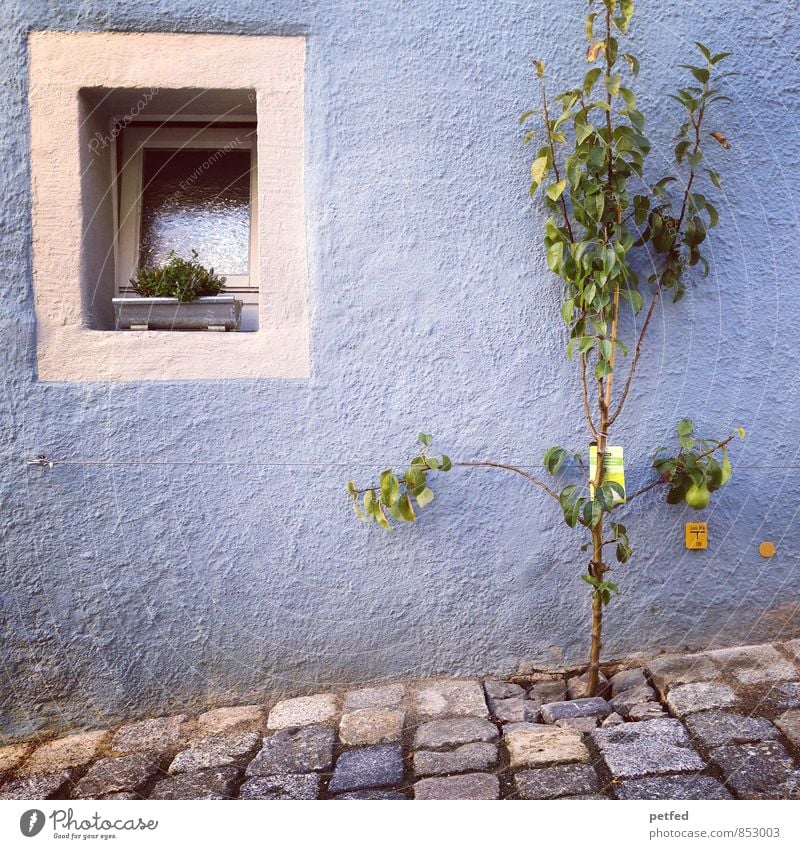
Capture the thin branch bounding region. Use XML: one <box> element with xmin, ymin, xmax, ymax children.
<box><xmin>455</xmin><ymin>461</ymin><xmax>560</xmax><ymax>500</ymax></box>
<box><xmin>539</xmin><ymin>79</ymin><xmax>575</xmax><ymax>243</ymax></box>
<box><xmin>695</xmin><ymin>433</ymin><xmax>736</xmax><ymax>462</ymax></box>
<box><xmin>626</xmin><ymin>477</ymin><xmax>668</xmax><ymax>502</ymax></box>
<box><xmin>580</xmin><ymin>353</ymin><xmax>599</xmax><ymax>438</ymax></box>
<box><xmin>607</xmin><ymin>284</ymin><xmax>661</xmax><ymax>426</ymax></box>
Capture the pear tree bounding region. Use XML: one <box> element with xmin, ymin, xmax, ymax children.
<box><xmin>347</xmin><ymin>0</ymin><xmax>741</xmax><ymax>695</ymax></box>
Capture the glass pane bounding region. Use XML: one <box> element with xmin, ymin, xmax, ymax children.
<box><xmin>138</xmin><ymin>148</ymin><xmax>251</xmax><ymax>276</ymax></box>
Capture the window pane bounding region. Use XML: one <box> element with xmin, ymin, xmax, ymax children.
<box><xmin>138</xmin><ymin>148</ymin><xmax>251</xmax><ymax>276</ymax></box>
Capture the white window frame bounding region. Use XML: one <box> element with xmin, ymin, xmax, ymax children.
<box><xmin>116</xmin><ymin>124</ymin><xmax>259</xmax><ymax>307</ymax></box>
<box><xmin>28</xmin><ymin>31</ymin><xmax>309</xmax><ymax>382</ymax></box>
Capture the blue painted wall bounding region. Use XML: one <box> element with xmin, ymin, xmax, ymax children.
<box><xmin>1</xmin><ymin>0</ymin><xmax>799</xmax><ymax>739</ymax></box>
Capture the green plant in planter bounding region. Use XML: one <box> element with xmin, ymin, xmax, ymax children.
<box><xmin>346</xmin><ymin>0</ymin><xmax>743</xmax><ymax>695</ymax></box>
<box><xmin>130</xmin><ymin>250</ymin><xmax>226</xmax><ymax>303</ymax></box>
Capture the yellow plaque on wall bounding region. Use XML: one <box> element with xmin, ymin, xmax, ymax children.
<box><xmin>685</xmin><ymin>522</ymin><xmax>708</xmax><ymax>550</ymax></box>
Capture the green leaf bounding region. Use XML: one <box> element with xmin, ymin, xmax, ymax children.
<box><xmin>375</xmin><ymin>503</ymin><xmax>392</xmax><ymax>531</ymax></box>
<box><xmin>519</xmin><ymin>109</ymin><xmax>539</xmax><ymax>124</ymax></box>
<box><xmin>546</xmin><ymin>179</ymin><xmax>567</xmax><ymax>201</ymax></box>
<box><xmin>583</xmin><ymin>499</ymin><xmax>603</xmax><ymax>528</ymax></box>
<box><xmin>622</xmin><ymin>53</ymin><xmax>640</xmax><ymax>76</ymax></box>
<box><xmin>547</xmin><ymin>241</ymin><xmax>563</xmax><ymax>272</ymax></box>
<box><xmin>721</xmin><ymin>449</ymin><xmax>732</xmax><ymax>484</ymax></box>
<box><xmin>594</xmin><ymin>359</ymin><xmax>613</xmax><ymax>379</ymax></box>
<box><xmin>585</xmin><ymin>11</ymin><xmax>597</xmax><ymax>41</ymax></box>
<box><xmin>416</xmin><ymin>486</ymin><xmax>435</xmax><ymax>508</ymax></box>
<box><xmin>559</xmin><ymin>484</ymin><xmax>579</xmax><ymax>511</ymax></box>
<box><xmin>575</xmin><ymin>122</ymin><xmax>594</xmax><ymax>144</ymax></box>
<box><xmin>346</xmin><ymin>480</ymin><xmax>357</xmax><ymax>497</ymax></box>
<box><xmin>561</xmin><ymin>297</ymin><xmax>575</xmax><ymax>323</ymax></box>
<box><xmin>440</xmin><ymin>455</ymin><xmax>452</xmax><ymax>471</ymax></box>
<box><xmin>605</xmin><ymin>74</ymin><xmax>621</xmax><ymax>97</ymax></box>
<box><xmin>544</xmin><ymin>446</ymin><xmax>568</xmax><ymax>475</ymax></box>
<box><xmin>694</xmin><ymin>42</ymin><xmax>712</xmax><ymax>61</ymax></box>
<box><xmin>531</xmin><ymin>155</ymin><xmax>549</xmax><ymax>186</ymax></box>
<box><xmin>352</xmin><ymin>498</ymin><xmax>367</xmax><ymax>521</ymax></box>
<box><xmin>396</xmin><ymin>492</ymin><xmax>416</xmax><ymax>522</ymax></box>
<box><xmin>677</xmin><ymin>418</ymin><xmax>694</xmax><ymax>437</ymax></box>
<box><xmin>736</xmin><ymin>427</ymin><xmax>746</xmax><ymax>439</ymax></box>
<box><xmin>688</xmin><ymin>150</ymin><xmax>704</xmax><ymax>169</ymax></box>
<box><xmin>380</xmin><ymin>470</ymin><xmax>400</xmax><ymax>506</ymax></box>
<box><xmin>711</xmin><ymin>51</ymin><xmax>732</xmax><ymax>64</ymax></box>
<box><xmin>583</xmin><ymin>67</ymin><xmax>602</xmax><ymax>95</ymax></box>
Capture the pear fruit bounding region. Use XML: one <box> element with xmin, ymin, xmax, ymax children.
<box><xmin>685</xmin><ymin>481</ymin><xmax>711</xmax><ymax>510</ymax></box>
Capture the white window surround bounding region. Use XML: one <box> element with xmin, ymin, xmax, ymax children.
<box><xmin>28</xmin><ymin>31</ymin><xmax>309</xmax><ymax>381</ymax></box>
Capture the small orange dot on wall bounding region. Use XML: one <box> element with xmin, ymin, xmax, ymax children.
<box><xmin>758</xmin><ymin>541</ymin><xmax>776</xmax><ymax>558</ymax></box>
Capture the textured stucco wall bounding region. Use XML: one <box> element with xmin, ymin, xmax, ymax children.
<box><xmin>1</xmin><ymin>0</ymin><xmax>799</xmax><ymax>740</ymax></box>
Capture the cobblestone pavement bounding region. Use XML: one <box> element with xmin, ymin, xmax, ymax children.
<box><xmin>2</xmin><ymin>640</ymin><xmax>800</xmax><ymax>800</ymax></box>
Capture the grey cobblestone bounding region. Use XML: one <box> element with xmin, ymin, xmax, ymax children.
<box><xmin>610</xmin><ymin>668</ymin><xmax>647</xmax><ymax>695</ymax></box>
<box><xmin>484</xmin><ymin>680</ymin><xmax>526</xmax><ymax>700</ymax></box>
<box><xmin>73</xmin><ymin>753</ymin><xmax>163</xmax><ymax>798</ymax></box>
<box><xmin>684</xmin><ymin>711</ymin><xmax>780</xmax><ymax>749</ymax></box>
<box><xmin>706</xmin><ymin>644</ymin><xmax>798</xmax><ymax>685</ymax></box>
<box><xmin>240</xmin><ymin>773</ymin><xmax>320</xmax><ymax>800</ymax></box>
<box><xmin>614</xmin><ymin>775</ymin><xmax>732</xmax><ymax>800</ymax></box>
<box><xmin>414</xmin><ymin>773</ymin><xmax>499</xmax><ymax>800</ymax></box>
<box><xmin>489</xmin><ymin>697</ymin><xmax>540</xmax><ymax>724</ymax></box>
<box><xmin>709</xmin><ymin>740</ymin><xmax>800</xmax><ymax>799</ymax></box>
<box><xmin>195</xmin><ymin>706</ymin><xmax>266</xmax><ymax>736</ymax></box>
<box><xmin>328</xmin><ymin>744</ymin><xmax>404</xmax><ymax>793</ymax></box>
<box><xmin>168</xmin><ymin>731</ymin><xmax>260</xmax><ymax>774</ymax></box>
<box><xmin>343</xmin><ymin>684</ymin><xmax>405</xmax><ymax>711</ymax></box>
<box><xmin>267</xmin><ymin>694</ymin><xmax>338</xmax><ymax>730</ymax></box>
<box><xmin>0</xmin><ymin>769</ymin><xmax>77</xmax><ymax>800</ymax></box>
<box><xmin>413</xmin><ymin>718</ymin><xmax>498</xmax><ymax>750</ymax></box>
<box><xmin>150</xmin><ymin>767</ymin><xmax>241</xmax><ymax>800</ymax></box>
<box><xmin>16</xmin><ymin>730</ymin><xmax>110</xmax><ymax>778</ymax></box>
<box><xmin>246</xmin><ymin>726</ymin><xmax>334</xmax><ymax>775</ymax></box>
<box><xmin>592</xmin><ymin>718</ymin><xmax>704</xmax><ymax>779</ymax></box>
<box><xmin>527</xmin><ymin>680</ymin><xmax>567</xmax><ymax>704</ymax></box>
<box><xmin>413</xmin><ymin>680</ymin><xmax>488</xmax><ymax>718</ymax></box>
<box><xmin>111</xmin><ymin>715</ymin><xmax>189</xmax><ymax>754</ymax></box>
<box><xmin>413</xmin><ymin>742</ymin><xmax>497</xmax><ymax>776</ymax></box>
<box><xmin>646</xmin><ymin>653</ymin><xmax>720</xmax><ymax>697</ymax></box>
<box><xmin>339</xmin><ymin>708</ymin><xmax>405</xmax><ymax>745</ymax></box>
<box><xmin>541</xmin><ymin>697</ymin><xmax>611</xmax><ymax>723</ymax></box>
<box><xmin>665</xmin><ymin>682</ymin><xmax>738</xmax><ymax>716</ymax></box>
<box><xmin>514</xmin><ymin>763</ymin><xmax>599</xmax><ymax>799</ymax></box>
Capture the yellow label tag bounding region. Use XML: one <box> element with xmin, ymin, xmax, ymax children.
<box><xmin>589</xmin><ymin>445</ymin><xmax>626</xmax><ymax>503</ymax></box>
<box><xmin>685</xmin><ymin>522</ymin><xmax>708</xmax><ymax>550</ymax></box>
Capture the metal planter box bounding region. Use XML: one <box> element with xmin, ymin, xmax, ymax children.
<box><xmin>113</xmin><ymin>296</ymin><xmax>242</xmax><ymax>331</ymax></box>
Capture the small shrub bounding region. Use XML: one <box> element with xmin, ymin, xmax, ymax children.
<box><xmin>130</xmin><ymin>250</ymin><xmax>226</xmax><ymax>303</ymax></box>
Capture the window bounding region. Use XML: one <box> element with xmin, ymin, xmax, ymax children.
<box><xmin>117</xmin><ymin>122</ymin><xmax>259</xmax><ymax>331</ymax></box>
<box><xmin>28</xmin><ymin>31</ymin><xmax>309</xmax><ymax>381</ymax></box>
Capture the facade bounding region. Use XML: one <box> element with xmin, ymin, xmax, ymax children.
<box><xmin>1</xmin><ymin>0</ymin><xmax>799</xmax><ymax>739</ymax></box>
